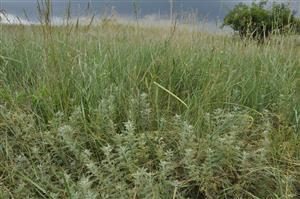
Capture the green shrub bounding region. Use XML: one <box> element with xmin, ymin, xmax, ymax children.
<box><xmin>293</xmin><ymin>19</ymin><xmax>300</xmax><ymax>33</ymax></box>
<box><xmin>223</xmin><ymin>1</ymin><xmax>299</xmax><ymax>40</ymax></box>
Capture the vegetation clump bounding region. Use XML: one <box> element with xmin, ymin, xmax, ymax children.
<box><xmin>223</xmin><ymin>1</ymin><xmax>300</xmax><ymax>40</ymax></box>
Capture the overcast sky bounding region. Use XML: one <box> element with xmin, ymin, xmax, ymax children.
<box><xmin>1</xmin><ymin>1</ymin><xmax>300</xmax><ymax>21</ymax></box>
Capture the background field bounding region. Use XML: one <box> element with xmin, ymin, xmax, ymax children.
<box><xmin>1</xmin><ymin>21</ymin><xmax>300</xmax><ymax>198</ymax></box>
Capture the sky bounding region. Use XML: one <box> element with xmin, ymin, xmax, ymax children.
<box><xmin>1</xmin><ymin>0</ymin><xmax>300</xmax><ymax>22</ymax></box>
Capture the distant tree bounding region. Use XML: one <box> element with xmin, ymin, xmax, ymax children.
<box><xmin>223</xmin><ymin>1</ymin><xmax>299</xmax><ymax>41</ymax></box>
<box><xmin>270</xmin><ymin>3</ymin><xmax>295</xmax><ymax>33</ymax></box>
<box><xmin>294</xmin><ymin>19</ymin><xmax>300</xmax><ymax>33</ymax></box>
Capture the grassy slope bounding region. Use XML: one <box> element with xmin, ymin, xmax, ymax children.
<box><xmin>1</xmin><ymin>23</ymin><xmax>300</xmax><ymax>198</ymax></box>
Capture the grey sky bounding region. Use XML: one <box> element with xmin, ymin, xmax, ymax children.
<box><xmin>1</xmin><ymin>1</ymin><xmax>299</xmax><ymax>21</ymax></box>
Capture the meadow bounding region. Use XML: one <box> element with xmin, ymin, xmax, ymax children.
<box><xmin>1</xmin><ymin>20</ymin><xmax>300</xmax><ymax>198</ymax></box>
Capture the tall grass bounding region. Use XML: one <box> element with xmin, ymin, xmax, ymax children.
<box><xmin>1</xmin><ymin>13</ymin><xmax>300</xmax><ymax>198</ymax></box>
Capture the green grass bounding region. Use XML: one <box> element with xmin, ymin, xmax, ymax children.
<box><xmin>1</xmin><ymin>22</ymin><xmax>300</xmax><ymax>198</ymax></box>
